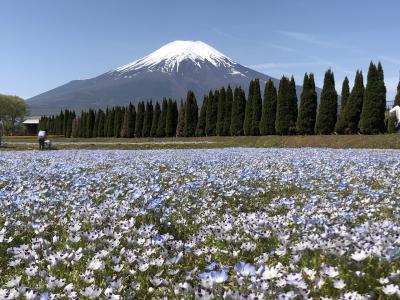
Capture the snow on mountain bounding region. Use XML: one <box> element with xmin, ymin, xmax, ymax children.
<box><xmin>27</xmin><ymin>40</ymin><xmax>308</xmax><ymax>115</ymax></box>
<box><xmin>111</xmin><ymin>40</ymin><xmax>237</xmax><ymax>75</ymax></box>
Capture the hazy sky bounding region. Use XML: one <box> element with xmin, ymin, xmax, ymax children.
<box><xmin>1</xmin><ymin>0</ymin><xmax>400</xmax><ymax>100</ymax></box>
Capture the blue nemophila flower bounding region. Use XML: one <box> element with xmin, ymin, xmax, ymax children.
<box><xmin>199</xmin><ymin>269</ymin><xmax>229</xmax><ymax>287</ymax></box>
<box><xmin>235</xmin><ymin>261</ymin><xmax>256</xmax><ymax>277</ymax></box>
<box><xmin>0</xmin><ymin>148</ymin><xmax>399</xmax><ymax>297</ymax></box>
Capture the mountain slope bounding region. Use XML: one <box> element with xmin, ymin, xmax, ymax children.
<box><xmin>27</xmin><ymin>41</ymin><xmax>305</xmax><ymax>115</ymax></box>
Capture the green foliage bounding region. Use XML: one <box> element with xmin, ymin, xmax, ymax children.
<box><xmin>107</xmin><ymin>108</ymin><xmax>115</xmax><ymax>137</ymax></box>
<box><xmin>150</xmin><ymin>102</ymin><xmax>161</xmax><ymax>137</ymax></box>
<box><xmin>196</xmin><ymin>96</ymin><xmax>208</xmax><ymax>136</ymax></box>
<box><xmin>340</xmin><ymin>77</ymin><xmax>350</xmax><ymax>114</ymax></box>
<box><xmin>157</xmin><ymin>99</ymin><xmax>168</xmax><ymax>137</ymax></box>
<box><xmin>135</xmin><ymin>102</ymin><xmax>145</xmax><ymax>137</ymax></box>
<box><xmin>260</xmin><ymin>79</ymin><xmax>277</xmax><ymax>135</ymax></box>
<box><xmin>97</xmin><ymin>110</ymin><xmax>105</xmax><ymax>137</ymax></box>
<box><xmin>165</xmin><ymin>99</ymin><xmax>178</xmax><ymax>137</ymax></box>
<box><xmin>387</xmin><ymin>114</ymin><xmax>397</xmax><ymax>133</ymax></box>
<box><xmin>395</xmin><ymin>81</ymin><xmax>400</xmax><ymax>107</ymax></box>
<box><xmin>206</xmin><ymin>90</ymin><xmax>218</xmax><ymax>136</ymax></box>
<box><xmin>251</xmin><ymin>79</ymin><xmax>262</xmax><ymax>136</ymax></box>
<box><xmin>121</xmin><ymin>104</ymin><xmax>134</xmax><ymax>138</ymax></box>
<box><xmin>275</xmin><ymin>76</ymin><xmax>291</xmax><ymax>135</ymax></box>
<box><xmin>142</xmin><ymin>102</ymin><xmax>153</xmax><ymax>137</ymax></box>
<box><xmin>243</xmin><ymin>81</ymin><xmax>253</xmax><ymax>136</ymax></box>
<box><xmin>216</xmin><ymin>87</ymin><xmax>226</xmax><ymax>135</ymax></box>
<box><xmin>288</xmin><ymin>76</ymin><xmax>298</xmax><ymax>135</ymax></box>
<box><xmin>359</xmin><ymin>62</ymin><xmax>386</xmax><ymax>134</ymax></box>
<box><xmin>0</xmin><ymin>94</ymin><xmax>28</xmax><ymax>134</ymax></box>
<box><xmin>315</xmin><ymin>70</ymin><xmax>338</xmax><ymax>134</ymax></box>
<box><xmin>297</xmin><ymin>74</ymin><xmax>318</xmax><ymax>135</ymax></box>
<box><xmin>336</xmin><ymin>71</ymin><xmax>364</xmax><ymax>134</ymax></box>
<box><xmin>183</xmin><ymin>90</ymin><xmax>198</xmax><ymax>137</ymax></box>
<box><xmin>222</xmin><ymin>85</ymin><xmax>233</xmax><ymax>136</ymax></box>
<box><xmin>230</xmin><ymin>86</ymin><xmax>246</xmax><ymax>136</ymax></box>
<box><xmin>176</xmin><ymin>100</ymin><xmax>186</xmax><ymax>137</ymax></box>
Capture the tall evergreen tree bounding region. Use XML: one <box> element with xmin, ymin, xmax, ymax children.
<box><xmin>135</xmin><ymin>102</ymin><xmax>145</xmax><ymax>137</ymax></box>
<box><xmin>251</xmin><ymin>79</ymin><xmax>262</xmax><ymax>135</ymax></box>
<box><xmin>150</xmin><ymin>102</ymin><xmax>161</xmax><ymax>137</ymax></box>
<box><xmin>359</xmin><ymin>62</ymin><xmax>386</xmax><ymax>134</ymax></box>
<box><xmin>216</xmin><ymin>87</ymin><xmax>226</xmax><ymax>135</ymax></box>
<box><xmin>176</xmin><ymin>100</ymin><xmax>186</xmax><ymax>137</ymax></box>
<box><xmin>230</xmin><ymin>86</ymin><xmax>246</xmax><ymax>136</ymax></box>
<box><xmin>114</xmin><ymin>107</ymin><xmax>124</xmax><ymax>138</ymax></box>
<box><xmin>335</xmin><ymin>71</ymin><xmax>364</xmax><ymax>134</ymax></box>
<box><xmin>157</xmin><ymin>99</ymin><xmax>168</xmax><ymax>137</ymax></box>
<box><xmin>287</xmin><ymin>76</ymin><xmax>298</xmax><ymax>134</ymax></box>
<box><xmin>63</xmin><ymin>110</ymin><xmax>69</xmax><ymax>136</ymax></box>
<box><xmin>196</xmin><ymin>96</ymin><xmax>208</xmax><ymax>136</ymax></box>
<box><xmin>223</xmin><ymin>85</ymin><xmax>233</xmax><ymax>136</ymax></box>
<box><xmin>296</xmin><ymin>74</ymin><xmax>318</xmax><ymax>135</ymax></box>
<box><xmin>315</xmin><ymin>70</ymin><xmax>338</xmax><ymax>134</ymax></box>
<box><xmin>184</xmin><ymin>91</ymin><xmax>198</xmax><ymax>137</ymax></box>
<box><xmin>339</xmin><ymin>77</ymin><xmax>350</xmax><ymax>114</ymax></box>
<box><xmin>377</xmin><ymin>62</ymin><xmax>387</xmax><ymax>132</ymax></box>
<box><xmin>103</xmin><ymin>108</ymin><xmax>109</xmax><ymax>137</ymax></box>
<box><xmin>59</xmin><ymin>110</ymin><xmax>65</xmax><ymax>135</ymax></box>
<box><xmin>121</xmin><ymin>107</ymin><xmax>131</xmax><ymax>138</ymax></box>
<box><xmin>275</xmin><ymin>76</ymin><xmax>291</xmax><ymax>135</ymax></box>
<box><xmin>142</xmin><ymin>102</ymin><xmax>153</xmax><ymax>137</ymax></box>
<box><xmin>394</xmin><ymin>81</ymin><xmax>400</xmax><ymax>107</ymax></box>
<box><xmin>92</xmin><ymin>110</ymin><xmax>100</xmax><ymax>138</ymax></box>
<box><xmin>97</xmin><ymin>110</ymin><xmax>105</xmax><ymax>137</ymax></box>
<box><xmin>88</xmin><ymin>110</ymin><xmax>95</xmax><ymax>137</ymax></box>
<box><xmin>243</xmin><ymin>80</ymin><xmax>253</xmax><ymax>135</ymax></box>
<box><xmin>107</xmin><ymin>108</ymin><xmax>115</xmax><ymax>137</ymax></box>
<box><xmin>67</xmin><ymin>111</ymin><xmax>75</xmax><ymax>138</ymax></box>
<box><xmin>172</xmin><ymin>100</ymin><xmax>179</xmax><ymax>135</ymax></box>
<box><xmin>260</xmin><ymin>79</ymin><xmax>277</xmax><ymax>135</ymax></box>
<box><xmin>165</xmin><ymin>99</ymin><xmax>177</xmax><ymax>137</ymax></box>
<box><xmin>206</xmin><ymin>90</ymin><xmax>218</xmax><ymax>136</ymax></box>
<box><xmin>128</xmin><ymin>103</ymin><xmax>136</xmax><ymax>138</ymax></box>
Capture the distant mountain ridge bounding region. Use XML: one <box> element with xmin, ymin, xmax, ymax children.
<box><xmin>27</xmin><ymin>40</ymin><xmax>311</xmax><ymax>115</ymax></box>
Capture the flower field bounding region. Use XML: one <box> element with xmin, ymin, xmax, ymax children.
<box><xmin>0</xmin><ymin>148</ymin><xmax>400</xmax><ymax>299</ymax></box>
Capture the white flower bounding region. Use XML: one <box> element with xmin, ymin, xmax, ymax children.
<box><xmin>149</xmin><ymin>277</ymin><xmax>163</xmax><ymax>287</ymax></box>
<box><xmin>5</xmin><ymin>276</ymin><xmax>21</xmax><ymax>288</ymax></box>
<box><xmin>322</xmin><ymin>266</ymin><xmax>339</xmax><ymax>278</ymax></box>
<box><xmin>138</xmin><ymin>262</ymin><xmax>149</xmax><ymax>272</ymax></box>
<box><xmin>303</xmin><ymin>268</ymin><xmax>316</xmax><ymax>281</ymax></box>
<box><xmin>382</xmin><ymin>284</ymin><xmax>400</xmax><ymax>296</ymax></box>
<box><xmin>378</xmin><ymin>277</ymin><xmax>389</xmax><ymax>285</ymax></box>
<box><xmin>333</xmin><ymin>279</ymin><xmax>346</xmax><ymax>289</ymax></box>
<box><xmin>80</xmin><ymin>285</ymin><xmax>103</xmax><ymax>299</ymax></box>
<box><xmin>260</xmin><ymin>265</ymin><xmax>282</xmax><ymax>280</ymax></box>
<box><xmin>88</xmin><ymin>258</ymin><xmax>105</xmax><ymax>271</ymax></box>
<box><xmin>351</xmin><ymin>250</ymin><xmax>368</xmax><ymax>262</ymax></box>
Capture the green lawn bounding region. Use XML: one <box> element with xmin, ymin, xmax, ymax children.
<box><xmin>1</xmin><ymin>134</ymin><xmax>400</xmax><ymax>150</ymax></box>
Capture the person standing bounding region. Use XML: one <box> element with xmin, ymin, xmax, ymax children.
<box><xmin>38</xmin><ymin>129</ymin><xmax>47</xmax><ymax>150</ymax></box>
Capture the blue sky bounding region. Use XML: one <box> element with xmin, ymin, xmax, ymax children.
<box><xmin>1</xmin><ymin>0</ymin><xmax>400</xmax><ymax>100</ymax></box>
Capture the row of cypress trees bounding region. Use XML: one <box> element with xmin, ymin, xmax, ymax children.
<box><xmin>39</xmin><ymin>62</ymin><xmax>394</xmax><ymax>137</ymax></box>
<box><xmin>39</xmin><ymin>99</ymin><xmax>179</xmax><ymax>138</ymax></box>
<box><xmin>335</xmin><ymin>62</ymin><xmax>387</xmax><ymax>134</ymax></box>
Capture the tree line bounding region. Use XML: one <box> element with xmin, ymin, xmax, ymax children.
<box><xmin>39</xmin><ymin>62</ymin><xmax>396</xmax><ymax>137</ymax></box>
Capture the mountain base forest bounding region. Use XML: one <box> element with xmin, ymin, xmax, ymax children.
<box><xmin>33</xmin><ymin>63</ymin><xmax>400</xmax><ymax>141</ymax></box>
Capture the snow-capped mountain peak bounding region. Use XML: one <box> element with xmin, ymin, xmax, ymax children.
<box><xmin>112</xmin><ymin>40</ymin><xmax>236</xmax><ymax>74</ymax></box>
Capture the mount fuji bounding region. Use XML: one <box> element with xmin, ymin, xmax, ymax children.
<box><xmin>27</xmin><ymin>40</ymin><xmax>304</xmax><ymax>115</ymax></box>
